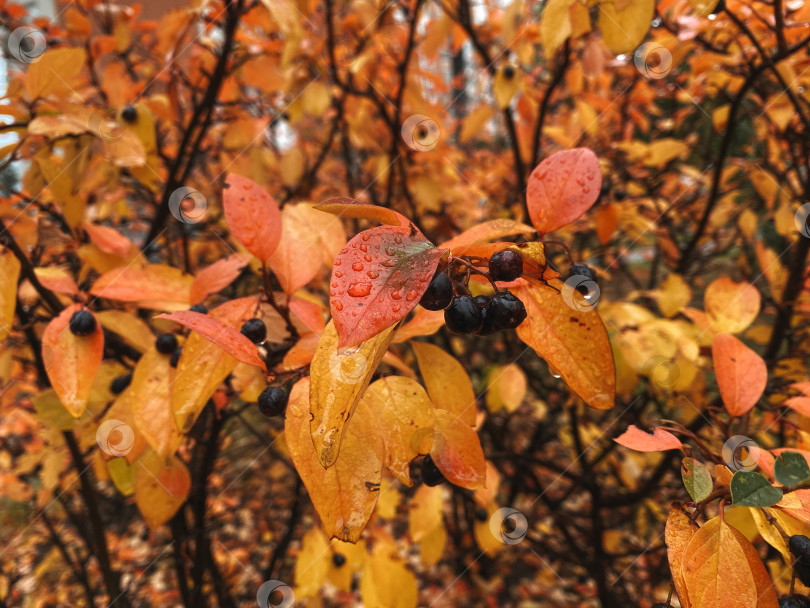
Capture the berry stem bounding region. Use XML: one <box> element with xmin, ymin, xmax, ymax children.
<box><xmin>543</xmin><ymin>239</ymin><xmax>574</xmax><ymax>265</ymax></box>
<box><xmin>451</xmin><ymin>256</ymin><xmax>500</xmax><ymax>291</ymax></box>
<box><xmin>261</xmin><ymin>264</ymin><xmax>299</xmax><ymax>341</ymax></box>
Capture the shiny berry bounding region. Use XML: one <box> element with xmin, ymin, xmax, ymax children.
<box><xmin>781</xmin><ymin>597</ymin><xmax>810</xmax><ymax>608</ymax></box>
<box><xmin>475</xmin><ymin>508</ymin><xmax>489</xmax><ymax>522</ymax></box>
<box><xmin>110</xmin><ymin>373</ymin><xmax>132</xmax><ymax>395</ymax></box>
<box><xmin>121</xmin><ymin>106</ymin><xmax>137</xmax><ymax>123</ymax></box>
<box><xmin>332</xmin><ymin>553</ymin><xmax>346</xmax><ymax>567</ymax></box>
<box><xmin>474</xmin><ymin>305</ymin><xmax>500</xmax><ymax>336</ymax></box>
<box><xmin>473</xmin><ymin>295</ymin><xmax>490</xmax><ymax>308</ymax></box>
<box><xmin>444</xmin><ymin>296</ymin><xmax>483</xmax><ymax>334</ymax></box>
<box><xmin>189</xmin><ymin>304</ymin><xmax>207</xmax><ymax>314</ymax></box>
<box><xmin>420</xmin><ymin>271</ymin><xmax>453</xmax><ymax>310</ymax></box>
<box><xmin>488</xmin><ymin>292</ymin><xmax>527</xmax><ymax>329</ymax></box>
<box><xmin>69</xmin><ymin>310</ymin><xmax>96</xmax><ymax>336</ymax></box>
<box><xmin>488</xmin><ymin>250</ymin><xmax>523</xmax><ymax>282</ymax></box>
<box><xmin>170</xmin><ymin>348</ymin><xmax>182</xmax><ymax>368</ymax></box>
<box><xmin>240</xmin><ymin>318</ymin><xmax>266</xmax><ymax>344</ymax></box>
<box><xmin>421</xmin><ymin>455</ymin><xmax>445</xmax><ymax>487</ymax></box>
<box><xmin>156</xmin><ymin>333</ymin><xmax>178</xmax><ymax>354</ymax></box>
<box><xmin>258</xmin><ymin>387</ymin><xmax>288</xmax><ymax>417</ymax></box>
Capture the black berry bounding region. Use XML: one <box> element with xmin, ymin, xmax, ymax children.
<box><xmin>121</xmin><ymin>105</ymin><xmax>137</xmax><ymax>123</ymax></box>
<box><xmin>69</xmin><ymin>310</ymin><xmax>96</xmax><ymax>337</ymax></box>
<box><xmin>170</xmin><ymin>348</ymin><xmax>182</xmax><ymax>368</ymax></box>
<box><xmin>258</xmin><ymin>387</ymin><xmax>288</xmax><ymax>417</ymax></box>
<box><xmin>240</xmin><ymin>318</ymin><xmax>267</xmax><ymax>344</ymax></box>
<box><xmin>444</xmin><ymin>296</ymin><xmax>483</xmax><ymax>334</ymax></box>
<box><xmin>710</xmin><ymin>0</ymin><xmax>725</xmax><ymax>14</ymax></box>
<box><xmin>332</xmin><ymin>553</ymin><xmax>346</xmax><ymax>567</ymax></box>
<box><xmin>781</xmin><ymin>597</ymin><xmax>810</xmax><ymax>608</ymax></box>
<box><xmin>488</xmin><ymin>250</ymin><xmax>523</xmax><ymax>282</ymax></box>
<box><xmin>474</xmin><ymin>305</ymin><xmax>500</xmax><ymax>336</ymax></box>
<box><xmin>189</xmin><ymin>304</ymin><xmax>207</xmax><ymax>314</ymax></box>
<box><xmin>473</xmin><ymin>295</ymin><xmax>490</xmax><ymax>308</ymax></box>
<box><xmin>599</xmin><ymin>183</ymin><xmax>610</xmax><ymax>200</ymax></box>
<box><xmin>421</xmin><ymin>455</ymin><xmax>445</xmax><ymax>487</ymax></box>
<box><xmin>155</xmin><ymin>333</ymin><xmax>178</xmax><ymax>354</ymax></box>
<box><xmin>790</xmin><ymin>536</ymin><xmax>810</xmax><ymax>587</ymax></box>
<box><xmin>420</xmin><ymin>270</ymin><xmax>453</xmax><ymax>310</ymax></box>
<box><xmin>488</xmin><ymin>291</ymin><xmax>527</xmax><ymax>329</ymax></box>
<box><xmin>475</xmin><ymin>508</ymin><xmax>488</xmax><ymax>522</ymax></box>
<box><xmin>503</xmin><ymin>65</ymin><xmax>515</xmax><ymax>79</ymax></box>
<box><xmin>613</xmin><ymin>188</ymin><xmax>627</xmax><ymax>201</ymax></box>
<box><xmin>110</xmin><ymin>373</ymin><xmax>132</xmax><ymax>395</ymax></box>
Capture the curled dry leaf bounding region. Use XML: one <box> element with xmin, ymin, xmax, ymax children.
<box><xmin>614</xmin><ymin>425</ymin><xmax>683</xmax><ymax>452</ymax></box>
<box><xmin>329</xmin><ymin>225</ymin><xmax>445</xmax><ymax>348</ymax></box>
<box><xmin>222</xmin><ymin>174</ymin><xmax>282</xmax><ymax>262</ymax></box>
<box><xmin>309</xmin><ymin>320</ymin><xmax>396</xmax><ymax>468</ymax></box>
<box><xmin>526</xmin><ymin>148</ymin><xmax>602</xmax><ymax>235</ymax></box>
<box><xmin>41</xmin><ymin>304</ymin><xmax>104</xmax><ymax>417</ymax></box>
<box><xmin>712</xmin><ymin>333</ymin><xmax>767</xmax><ymax>418</ymax></box>
<box><xmin>286</xmin><ymin>378</ymin><xmax>384</xmax><ymax>542</ymax></box>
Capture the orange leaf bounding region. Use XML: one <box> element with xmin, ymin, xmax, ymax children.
<box><xmin>189</xmin><ymin>254</ymin><xmax>249</xmax><ymax>305</ymax></box>
<box><xmin>42</xmin><ymin>304</ymin><xmax>104</xmax><ymax>417</ymax></box>
<box><xmin>315</xmin><ymin>197</ymin><xmax>411</xmax><ymax>227</ymax></box>
<box><xmin>129</xmin><ymin>346</ymin><xmax>182</xmax><ymax>458</ymax></box>
<box><xmin>222</xmin><ymin>174</ymin><xmax>282</xmax><ymax>262</ymax></box>
<box><xmin>665</xmin><ymin>505</ymin><xmax>695</xmax><ymax>608</ymax></box>
<box><xmin>615</xmin><ymin>425</ymin><xmax>682</xmax><ymax>452</ymax></box>
<box><xmin>33</xmin><ymin>267</ymin><xmax>79</xmax><ymax>297</ymax></box>
<box><xmin>681</xmin><ymin>516</ymin><xmax>777</xmax><ymax>608</ymax></box>
<box><xmin>267</xmin><ymin>202</ymin><xmax>346</xmax><ymax>295</ymax></box>
<box><xmin>0</xmin><ymin>250</ymin><xmax>21</xmax><ymax>341</ymax></box>
<box><xmin>83</xmin><ymin>223</ymin><xmax>133</xmax><ymax>257</ymax></box>
<box><xmin>330</xmin><ymin>226</ymin><xmax>445</xmax><ymax>348</ymax></box>
<box><xmin>157</xmin><ymin>311</ymin><xmax>267</xmax><ymax>370</ymax></box>
<box><xmin>526</xmin><ymin>148</ymin><xmax>602</xmax><ymax>234</ymax></box>
<box><xmin>288</xmin><ymin>298</ymin><xmax>326</xmax><ymax>333</ymax></box>
<box><xmin>90</xmin><ymin>263</ymin><xmax>193</xmax><ymax>309</ymax></box>
<box><xmin>512</xmin><ymin>278</ymin><xmax>615</xmax><ymax>410</ymax></box>
<box><xmin>393</xmin><ymin>307</ymin><xmax>445</xmax><ymax>343</ymax></box>
<box><xmin>705</xmin><ymin>278</ymin><xmax>761</xmax><ymax>334</ymax></box>
<box><xmin>411</xmin><ymin>341</ymin><xmax>476</xmax><ymax>426</ymax></box>
<box><xmin>784</xmin><ymin>396</ymin><xmax>810</xmax><ymax>417</ymax></box>
<box><xmin>438</xmin><ymin>220</ymin><xmax>535</xmax><ymax>252</ymax></box>
<box><xmin>309</xmin><ymin>320</ymin><xmax>396</xmax><ymax>468</ymax></box>
<box><xmin>712</xmin><ymin>334</ymin><xmax>767</xmax><ymax>418</ymax></box>
<box><xmin>595</xmin><ymin>203</ymin><xmax>619</xmax><ymax>245</ymax></box>
<box><xmin>286</xmin><ymin>378</ymin><xmax>384</xmax><ymax>541</ymax></box>
<box><xmin>430</xmin><ymin>410</ymin><xmax>486</xmax><ymax>490</ymax></box>
<box><xmin>134</xmin><ymin>448</ymin><xmax>191</xmax><ymax>529</ymax></box>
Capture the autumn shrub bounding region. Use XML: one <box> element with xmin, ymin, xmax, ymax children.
<box><xmin>1</xmin><ymin>0</ymin><xmax>810</xmax><ymax>606</ymax></box>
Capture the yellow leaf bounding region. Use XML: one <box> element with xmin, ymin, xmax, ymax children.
<box><xmin>460</xmin><ymin>106</ymin><xmax>494</xmax><ymax>143</ymax></box>
<box><xmin>107</xmin><ymin>458</ymin><xmax>136</xmax><ymax>496</ymax></box>
<box><xmin>359</xmin><ymin>376</ymin><xmax>435</xmax><ymax>485</ymax></box>
<box><xmin>485</xmin><ymin>364</ymin><xmax>527</xmax><ymax>413</ymax></box>
<box><xmin>280</xmin><ymin>148</ymin><xmax>305</xmax><ymax>187</ymax></box>
<box><xmin>688</xmin><ymin>0</ymin><xmax>720</xmax><ymax>16</ymax></box>
<box><xmin>134</xmin><ymin>449</ymin><xmax>191</xmax><ymax>529</ymax></box>
<box><xmin>309</xmin><ymin>320</ymin><xmax>396</xmax><ymax>468</ymax></box>
<box><xmin>541</xmin><ymin>0</ymin><xmax>574</xmax><ymax>59</ymax></box>
<box><xmin>598</xmin><ymin>0</ymin><xmax>654</xmax><ymax>55</ymax></box>
<box><xmin>473</xmin><ymin>503</ymin><xmax>505</xmax><ymax>555</ymax></box>
<box><xmin>360</xmin><ymin>540</ymin><xmax>418</xmax><ymax>608</ymax></box>
<box><xmin>409</xmin><ymin>484</ymin><xmax>445</xmax><ymax>542</ymax></box>
<box><xmin>130</xmin><ymin>346</ymin><xmax>181</xmax><ymax>458</ymax></box>
<box><xmin>294</xmin><ymin>528</ymin><xmax>331</xmax><ymax>598</ymax></box>
<box><xmin>658</xmin><ymin>273</ymin><xmax>691</xmax><ymax>318</ymax></box>
<box><xmin>0</xmin><ymin>250</ymin><xmax>21</xmax><ymax>342</ymax></box>
<box><xmin>411</xmin><ymin>341</ymin><xmax>477</xmax><ymax>425</ymax></box>
<box><xmin>95</xmin><ymin>310</ymin><xmax>155</xmax><ymax>353</ymax></box>
<box><xmin>420</xmin><ymin>523</ymin><xmax>446</xmax><ymax>566</ymax></box>
<box><xmin>704</xmin><ymin>278</ymin><xmax>760</xmax><ymax>334</ymax></box>
<box><xmin>287</xmin><ymin>378</ymin><xmax>384</xmax><ymax>541</ymax></box>
<box><xmin>493</xmin><ymin>65</ymin><xmax>519</xmax><ymax>109</ymax></box>
<box><xmin>26</xmin><ymin>48</ymin><xmax>86</xmax><ymax>100</ymax></box>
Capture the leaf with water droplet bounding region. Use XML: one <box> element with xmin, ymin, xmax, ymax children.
<box><xmin>222</xmin><ymin>174</ymin><xmax>282</xmax><ymax>262</ymax></box>
<box><xmin>526</xmin><ymin>148</ymin><xmax>602</xmax><ymax>235</ymax></box>
<box><xmin>330</xmin><ymin>226</ymin><xmax>446</xmax><ymax>348</ymax></box>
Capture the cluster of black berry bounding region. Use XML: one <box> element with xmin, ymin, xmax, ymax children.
<box><xmin>419</xmin><ymin>250</ymin><xmax>527</xmax><ymax>335</ymax></box>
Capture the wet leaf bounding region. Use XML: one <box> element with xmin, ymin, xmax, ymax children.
<box><xmin>95</xmin><ymin>310</ymin><xmax>155</xmax><ymax>353</ymax></box>
<box><xmin>615</xmin><ymin>425</ymin><xmax>682</xmax><ymax>452</ymax></box>
<box><xmin>712</xmin><ymin>333</ymin><xmax>767</xmax><ymax>418</ymax></box>
<box><xmin>485</xmin><ymin>364</ymin><xmax>527</xmax><ymax>413</ymax></box>
<box><xmin>360</xmin><ymin>538</ymin><xmax>418</xmax><ymax>608</ymax></box>
<box><xmin>731</xmin><ymin>471</ymin><xmax>783</xmax><ymax>507</ymax></box>
<box><xmin>682</xmin><ymin>457</ymin><xmax>713</xmax><ymax>502</ymax></box>
<box><xmin>222</xmin><ymin>174</ymin><xmax>282</xmax><ymax>262</ymax></box>
<box><xmin>157</xmin><ymin>311</ymin><xmax>267</xmax><ymax>370</ymax></box>
<box><xmin>526</xmin><ymin>148</ymin><xmax>602</xmax><ymax>234</ymax></box>
<box><xmin>430</xmin><ymin>409</ymin><xmax>486</xmax><ymax>490</ymax></box>
<box><xmin>437</xmin><ymin>219</ymin><xmax>535</xmax><ymax>252</ymax></box>
<box><xmin>42</xmin><ymin>304</ymin><xmax>104</xmax><ymax>417</ymax></box>
<box><xmin>286</xmin><ymin>378</ymin><xmax>384</xmax><ymax>542</ymax></box>
<box><xmin>309</xmin><ymin>320</ymin><xmax>396</xmax><ymax>468</ymax></box>
<box><xmin>412</xmin><ymin>341</ymin><xmax>477</xmax><ymax>426</ymax></box>
<box><xmin>134</xmin><ymin>448</ymin><xmax>191</xmax><ymax>529</ymax></box>
<box><xmin>513</xmin><ymin>278</ymin><xmax>615</xmax><ymax>410</ymax></box>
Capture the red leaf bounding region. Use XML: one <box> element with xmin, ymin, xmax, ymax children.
<box><xmin>526</xmin><ymin>148</ymin><xmax>602</xmax><ymax>234</ymax></box>
<box><xmin>223</xmin><ymin>174</ymin><xmax>282</xmax><ymax>262</ymax></box>
<box><xmin>157</xmin><ymin>311</ymin><xmax>267</xmax><ymax>370</ymax></box>
<box><xmin>615</xmin><ymin>425</ymin><xmax>683</xmax><ymax>452</ymax></box>
<box><xmin>189</xmin><ymin>254</ymin><xmax>249</xmax><ymax>305</ymax></box>
<box><xmin>329</xmin><ymin>226</ymin><xmax>445</xmax><ymax>348</ymax></box>
<box><xmin>712</xmin><ymin>333</ymin><xmax>767</xmax><ymax>418</ymax></box>
<box><xmin>315</xmin><ymin>197</ymin><xmax>411</xmax><ymax>227</ymax></box>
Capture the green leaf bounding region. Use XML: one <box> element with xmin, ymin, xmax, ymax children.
<box><xmin>774</xmin><ymin>451</ymin><xmax>810</xmax><ymax>489</ymax></box>
<box><xmin>681</xmin><ymin>457</ymin><xmax>713</xmax><ymax>502</ymax></box>
<box><xmin>730</xmin><ymin>471</ymin><xmax>783</xmax><ymax>507</ymax></box>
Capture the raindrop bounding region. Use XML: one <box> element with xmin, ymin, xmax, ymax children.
<box><xmin>385</xmin><ymin>247</ymin><xmax>395</xmax><ymax>256</ymax></box>
<box><xmin>576</xmin><ymin>177</ymin><xmax>585</xmax><ymax>186</ymax></box>
<box><xmin>332</xmin><ymin>300</ymin><xmax>344</xmax><ymax>311</ymax></box>
<box><xmin>335</xmin><ymin>271</ymin><xmax>343</xmax><ymax>278</ymax></box>
<box><xmin>347</xmin><ymin>283</ymin><xmax>372</xmax><ymax>297</ymax></box>
<box><xmin>361</xmin><ymin>233</ymin><xmax>371</xmax><ymax>241</ymax></box>
<box><xmin>405</xmin><ymin>290</ymin><xmax>418</xmax><ymax>301</ymax></box>
<box><xmin>360</xmin><ymin>244</ymin><xmax>368</xmax><ymax>252</ymax></box>
<box><xmin>391</xmin><ymin>290</ymin><xmax>403</xmax><ymax>300</ymax></box>
<box><xmin>583</xmin><ymin>187</ymin><xmax>590</xmax><ymax>194</ymax></box>
<box><xmin>392</xmin><ymin>304</ymin><xmax>401</xmax><ymax>312</ymax></box>
<box><xmin>381</xmin><ymin>260</ymin><xmax>397</xmax><ymax>267</ymax></box>
<box><xmin>364</xmin><ymin>254</ymin><xmax>372</xmax><ymax>262</ymax></box>
<box><xmin>335</xmin><ymin>259</ymin><xmax>342</xmax><ymax>265</ymax></box>
<box><xmin>352</xmin><ymin>262</ymin><xmax>364</xmax><ymax>271</ymax></box>
<box><xmin>549</xmin><ymin>365</ymin><xmax>561</xmax><ymax>379</ymax></box>
<box><xmin>394</xmin><ymin>236</ymin><xmax>403</xmax><ymax>244</ymax></box>
<box><xmin>367</xmin><ymin>270</ymin><xmax>380</xmax><ymax>279</ymax></box>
